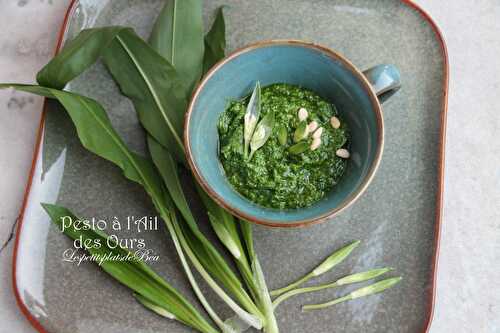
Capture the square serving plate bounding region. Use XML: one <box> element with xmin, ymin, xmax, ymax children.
<box><xmin>13</xmin><ymin>0</ymin><xmax>447</xmax><ymax>332</ymax></box>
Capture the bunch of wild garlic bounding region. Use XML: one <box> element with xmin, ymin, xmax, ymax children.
<box><xmin>1</xmin><ymin>1</ymin><xmax>400</xmax><ymax>332</ymax></box>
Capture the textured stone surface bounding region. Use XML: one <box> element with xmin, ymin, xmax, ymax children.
<box><xmin>0</xmin><ymin>1</ymin><xmax>498</xmax><ymax>333</ymax></box>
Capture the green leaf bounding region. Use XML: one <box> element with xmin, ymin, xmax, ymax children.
<box><xmin>42</xmin><ymin>203</ymin><xmax>217</xmax><ymax>333</ymax></box>
<box><xmin>0</xmin><ymin>84</ymin><xmax>164</xmax><ymax>202</ymax></box>
<box><xmin>302</xmin><ymin>277</ymin><xmax>402</xmax><ymax>311</ymax></box>
<box><xmin>102</xmin><ymin>29</ymin><xmax>188</xmax><ymax>163</ymax></box>
<box><xmin>277</xmin><ymin>125</ymin><xmax>288</xmax><ymax>146</ymax></box>
<box><xmin>37</xmin><ymin>27</ymin><xmax>127</xmax><ymax>89</ymax></box>
<box><xmin>207</xmin><ymin>211</ymin><xmax>241</xmax><ymax>259</ymax></box>
<box><xmin>288</xmin><ymin>141</ymin><xmax>309</xmax><ymax>155</ymax></box>
<box><xmin>147</xmin><ymin>136</ymin><xmax>263</xmax><ymax>324</ymax></box>
<box><xmin>293</xmin><ymin>120</ymin><xmax>309</xmax><ymax>142</ymax></box>
<box><xmin>203</xmin><ymin>6</ymin><xmax>226</xmax><ymax>74</ymax></box>
<box><xmin>149</xmin><ymin>0</ymin><xmax>204</xmax><ymax>91</ymax></box>
<box><xmin>134</xmin><ymin>293</ymin><xmax>176</xmax><ymax>320</ymax></box>
<box><xmin>249</xmin><ymin>110</ymin><xmax>275</xmax><ymax>159</ymax></box>
<box><xmin>244</xmin><ymin>82</ymin><xmax>261</xmax><ymax>159</ymax></box>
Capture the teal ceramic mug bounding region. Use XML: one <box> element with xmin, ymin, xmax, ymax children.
<box><xmin>185</xmin><ymin>40</ymin><xmax>401</xmax><ymax>227</ymax></box>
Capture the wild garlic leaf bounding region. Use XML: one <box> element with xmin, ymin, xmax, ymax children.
<box><xmin>277</xmin><ymin>125</ymin><xmax>288</xmax><ymax>146</ymax></box>
<box><xmin>102</xmin><ymin>29</ymin><xmax>188</xmax><ymax>163</ymax></box>
<box><xmin>37</xmin><ymin>26</ymin><xmax>128</xmax><ymax>89</ymax></box>
<box><xmin>42</xmin><ymin>203</ymin><xmax>217</xmax><ymax>333</ymax></box>
<box><xmin>149</xmin><ymin>0</ymin><xmax>204</xmax><ymax>92</ymax></box>
<box><xmin>147</xmin><ymin>136</ymin><xmax>262</xmax><ymax>324</ymax></box>
<box><xmin>0</xmin><ymin>84</ymin><xmax>164</xmax><ymax>201</ymax></box>
<box><xmin>249</xmin><ymin>110</ymin><xmax>275</xmax><ymax>159</ymax></box>
<box><xmin>134</xmin><ymin>293</ymin><xmax>176</xmax><ymax>320</ymax></box>
<box><xmin>293</xmin><ymin>120</ymin><xmax>309</xmax><ymax>142</ymax></box>
<box><xmin>244</xmin><ymin>82</ymin><xmax>261</xmax><ymax>158</ymax></box>
<box><xmin>203</xmin><ymin>6</ymin><xmax>226</xmax><ymax>74</ymax></box>
<box><xmin>288</xmin><ymin>141</ymin><xmax>309</xmax><ymax>155</ymax></box>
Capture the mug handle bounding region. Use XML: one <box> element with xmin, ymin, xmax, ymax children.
<box><xmin>362</xmin><ymin>64</ymin><xmax>401</xmax><ymax>103</ymax></box>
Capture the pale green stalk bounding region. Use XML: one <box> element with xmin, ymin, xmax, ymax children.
<box><xmin>253</xmin><ymin>258</ymin><xmax>279</xmax><ymax>333</ymax></box>
<box><xmin>241</xmin><ymin>220</ymin><xmax>279</xmax><ymax>333</ymax></box>
<box><xmin>271</xmin><ymin>240</ymin><xmax>360</xmax><ymax>297</ymax></box>
<box><xmin>168</xmin><ymin>211</ymin><xmax>263</xmax><ymax>330</ymax></box>
<box><xmin>302</xmin><ymin>277</ymin><xmax>402</xmax><ymax>311</ymax></box>
<box><xmin>156</xmin><ymin>203</ymin><xmax>230</xmax><ymax>331</ymax></box>
<box><xmin>272</xmin><ymin>268</ymin><xmax>392</xmax><ymax>309</ymax></box>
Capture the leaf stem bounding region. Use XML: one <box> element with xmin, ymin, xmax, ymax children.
<box><xmin>157</xmin><ymin>204</ymin><xmax>226</xmax><ymax>331</ymax></box>
<box><xmin>272</xmin><ymin>282</ymin><xmax>339</xmax><ymax>309</ymax></box>
<box><xmin>302</xmin><ymin>277</ymin><xmax>402</xmax><ymax>311</ymax></box>
<box><xmin>167</xmin><ymin>209</ymin><xmax>264</xmax><ymax>330</ymax></box>
<box><xmin>272</xmin><ymin>267</ymin><xmax>393</xmax><ymax>309</ymax></box>
<box><xmin>270</xmin><ymin>274</ymin><xmax>312</xmax><ymax>297</ymax></box>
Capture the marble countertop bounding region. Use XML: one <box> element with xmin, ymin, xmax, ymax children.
<box><xmin>0</xmin><ymin>1</ymin><xmax>498</xmax><ymax>332</ymax></box>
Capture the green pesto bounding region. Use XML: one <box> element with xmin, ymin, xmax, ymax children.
<box><xmin>218</xmin><ymin>84</ymin><xmax>349</xmax><ymax>209</ymax></box>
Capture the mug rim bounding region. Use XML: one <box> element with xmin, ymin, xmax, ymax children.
<box><xmin>184</xmin><ymin>39</ymin><xmax>384</xmax><ymax>228</ymax></box>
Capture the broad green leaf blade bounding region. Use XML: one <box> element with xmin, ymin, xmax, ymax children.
<box><xmin>37</xmin><ymin>27</ymin><xmax>127</xmax><ymax>89</ymax></box>
<box><xmin>249</xmin><ymin>110</ymin><xmax>275</xmax><ymax>159</ymax></box>
<box><xmin>149</xmin><ymin>0</ymin><xmax>204</xmax><ymax>91</ymax></box>
<box><xmin>147</xmin><ymin>136</ymin><xmax>262</xmax><ymax>321</ymax></box>
<box><xmin>203</xmin><ymin>6</ymin><xmax>226</xmax><ymax>74</ymax></box>
<box><xmin>42</xmin><ymin>203</ymin><xmax>217</xmax><ymax>333</ymax></box>
<box><xmin>288</xmin><ymin>141</ymin><xmax>309</xmax><ymax>155</ymax></box>
<box><xmin>277</xmin><ymin>125</ymin><xmax>288</xmax><ymax>146</ymax></box>
<box><xmin>293</xmin><ymin>120</ymin><xmax>309</xmax><ymax>142</ymax></box>
<box><xmin>244</xmin><ymin>82</ymin><xmax>261</xmax><ymax>159</ymax></box>
<box><xmin>134</xmin><ymin>293</ymin><xmax>176</xmax><ymax>320</ymax></box>
<box><xmin>0</xmin><ymin>84</ymin><xmax>163</xmax><ymax>202</ymax></box>
<box><xmin>102</xmin><ymin>29</ymin><xmax>187</xmax><ymax>163</ymax></box>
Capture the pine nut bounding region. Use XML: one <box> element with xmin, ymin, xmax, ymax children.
<box><xmin>298</xmin><ymin>108</ymin><xmax>308</xmax><ymax>121</ymax></box>
<box><xmin>312</xmin><ymin>127</ymin><xmax>323</xmax><ymax>139</ymax></box>
<box><xmin>330</xmin><ymin>116</ymin><xmax>341</xmax><ymax>129</ymax></box>
<box><xmin>308</xmin><ymin>120</ymin><xmax>318</xmax><ymax>132</ymax></box>
<box><xmin>310</xmin><ymin>138</ymin><xmax>321</xmax><ymax>151</ymax></box>
<box><xmin>336</xmin><ymin>148</ymin><xmax>350</xmax><ymax>158</ymax></box>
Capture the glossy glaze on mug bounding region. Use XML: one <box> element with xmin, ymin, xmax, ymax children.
<box><xmin>13</xmin><ymin>1</ymin><xmax>448</xmax><ymax>333</ymax></box>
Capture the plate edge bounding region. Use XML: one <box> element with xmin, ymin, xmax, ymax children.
<box><xmin>10</xmin><ymin>0</ymin><xmax>449</xmax><ymax>332</ymax></box>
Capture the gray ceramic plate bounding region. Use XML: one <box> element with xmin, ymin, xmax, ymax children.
<box><xmin>13</xmin><ymin>0</ymin><xmax>447</xmax><ymax>332</ymax></box>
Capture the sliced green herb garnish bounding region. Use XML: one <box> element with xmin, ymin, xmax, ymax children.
<box><xmin>244</xmin><ymin>82</ymin><xmax>261</xmax><ymax>159</ymax></box>
<box><xmin>293</xmin><ymin>120</ymin><xmax>309</xmax><ymax>142</ymax></box>
<box><xmin>277</xmin><ymin>125</ymin><xmax>288</xmax><ymax>146</ymax></box>
<box><xmin>249</xmin><ymin>109</ymin><xmax>275</xmax><ymax>160</ymax></box>
<box><xmin>288</xmin><ymin>141</ymin><xmax>309</xmax><ymax>154</ymax></box>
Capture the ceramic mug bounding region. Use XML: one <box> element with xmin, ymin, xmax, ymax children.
<box><xmin>185</xmin><ymin>40</ymin><xmax>401</xmax><ymax>227</ymax></box>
